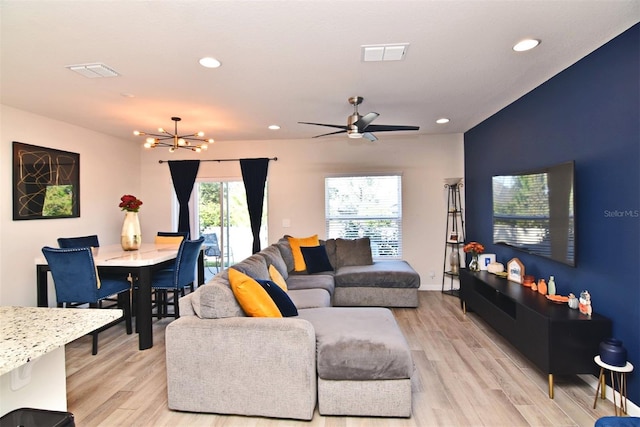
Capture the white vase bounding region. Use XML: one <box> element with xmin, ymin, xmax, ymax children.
<box><xmin>121</xmin><ymin>211</ymin><xmax>141</xmax><ymax>251</ymax></box>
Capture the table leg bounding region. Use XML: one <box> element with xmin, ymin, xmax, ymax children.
<box><xmin>137</xmin><ymin>266</ymin><xmax>153</xmax><ymax>350</ymax></box>
<box><xmin>36</xmin><ymin>265</ymin><xmax>50</xmax><ymax>307</ymax></box>
<box><xmin>594</xmin><ymin>368</ymin><xmax>604</xmax><ymax>409</ymax></box>
<box><xmin>548</xmin><ymin>374</ymin><xmax>554</xmax><ymax>399</ymax></box>
<box><xmin>611</xmin><ymin>370</ymin><xmax>619</xmax><ymax>416</ymax></box>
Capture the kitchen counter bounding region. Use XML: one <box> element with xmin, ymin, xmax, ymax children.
<box><xmin>0</xmin><ymin>306</ymin><xmax>121</xmax><ymax>376</ymax></box>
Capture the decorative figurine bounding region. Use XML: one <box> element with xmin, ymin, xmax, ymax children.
<box><xmin>579</xmin><ymin>290</ymin><xmax>592</xmax><ymax>316</ymax></box>
<box><xmin>568</xmin><ymin>293</ymin><xmax>579</xmax><ymax>309</ymax></box>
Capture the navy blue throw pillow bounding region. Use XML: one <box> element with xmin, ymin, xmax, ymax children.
<box><xmin>300</xmin><ymin>245</ymin><xmax>334</xmax><ymax>274</ymax></box>
<box><xmin>255</xmin><ymin>279</ymin><xmax>298</xmax><ymax>317</ymax></box>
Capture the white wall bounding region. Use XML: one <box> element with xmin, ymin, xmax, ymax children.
<box><xmin>139</xmin><ymin>132</ymin><xmax>465</xmax><ymax>290</ymax></box>
<box><xmin>0</xmin><ymin>106</ymin><xmax>140</xmax><ymax>306</ymax></box>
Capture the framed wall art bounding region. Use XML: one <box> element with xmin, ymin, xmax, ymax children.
<box><xmin>12</xmin><ymin>141</ymin><xmax>80</xmax><ymax>220</ymax></box>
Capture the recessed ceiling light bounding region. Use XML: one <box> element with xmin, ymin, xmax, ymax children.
<box><xmin>199</xmin><ymin>57</ymin><xmax>221</xmax><ymax>68</ymax></box>
<box><xmin>436</xmin><ymin>118</ymin><xmax>450</xmax><ymax>124</ymax></box>
<box><xmin>268</xmin><ymin>125</ymin><xmax>281</xmax><ymax>130</ymax></box>
<box><xmin>513</xmin><ymin>39</ymin><xmax>540</xmax><ymax>52</ymax></box>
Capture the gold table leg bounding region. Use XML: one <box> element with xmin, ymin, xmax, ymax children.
<box><xmin>548</xmin><ymin>374</ymin><xmax>554</xmax><ymax>399</ymax></box>
<box><xmin>594</xmin><ymin>367</ymin><xmax>604</xmax><ymax>409</ymax></box>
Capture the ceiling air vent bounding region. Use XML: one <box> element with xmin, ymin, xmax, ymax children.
<box><xmin>66</xmin><ymin>63</ymin><xmax>120</xmax><ymax>78</ymax></box>
<box><xmin>361</xmin><ymin>44</ymin><xmax>409</xmax><ymax>62</ymax></box>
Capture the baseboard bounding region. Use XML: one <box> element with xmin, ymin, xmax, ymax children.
<box><xmin>579</xmin><ymin>374</ymin><xmax>640</xmax><ymax>416</ymax></box>
<box><xmin>420</xmin><ymin>285</ymin><xmax>456</xmax><ymax>292</ymax></box>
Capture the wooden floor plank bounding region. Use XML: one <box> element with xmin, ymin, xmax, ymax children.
<box><xmin>65</xmin><ymin>291</ymin><xmax>612</xmax><ymax>426</ymax></box>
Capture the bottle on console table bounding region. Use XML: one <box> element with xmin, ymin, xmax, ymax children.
<box><xmin>548</xmin><ymin>276</ymin><xmax>556</xmax><ymax>295</ymax></box>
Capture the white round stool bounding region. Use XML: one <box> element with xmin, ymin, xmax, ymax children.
<box><xmin>593</xmin><ymin>355</ymin><xmax>634</xmax><ymax>416</ymax></box>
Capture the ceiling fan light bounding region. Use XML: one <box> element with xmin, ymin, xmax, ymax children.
<box><xmin>436</xmin><ymin>118</ymin><xmax>450</xmax><ymax>124</ymax></box>
<box><xmin>348</xmin><ymin>132</ymin><xmax>363</xmax><ymax>139</ymax></box>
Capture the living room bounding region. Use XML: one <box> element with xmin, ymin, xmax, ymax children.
<box><xmin>1</xmin><ymin>1</ymin><xmax>638</xmax><ymax>425</ymax></box>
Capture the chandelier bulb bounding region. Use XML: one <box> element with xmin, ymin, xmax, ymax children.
<box><xmin>196</xmin><ymin>131</ymin><xmax>205</xmax><ymax>137</ymax></box>
<box><xmin>207</xmin><ymin>139</ymin><xmax>214</xmax><ymax>144</ymax></box>
<box><xmin>133</xmin><ymin>130</ymin><xmax>141</xmax><ymax>136</ymax></box>
<box><xmin>169</xmin><ymin>146</ymin><xmax>176</xmax><ymax>153</ymax></box>
<box><xmin>158</xmin><ymin>127</ymin><xmax>165</xmax><ymax>133</ymax></box>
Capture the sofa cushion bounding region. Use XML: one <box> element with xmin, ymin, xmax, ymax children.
<box><xmin>301</xmin><ymin>245</ymin><xmax>334</xmax><ymax>274</ymax></box>
<box><xmin>229</xmin><ymin>268</ymin><xmax>282</xmax><ymax>318</ymax></box>
<box><xmin>288</xmin><ymin>235</ymin><xmax>320</xmax><ymax>271</ymax></box>
<box><xmin>259</xmin><ymin>244</ymin><xmax>289</xmax><ymax>280</ymax></box>
<box><xmin>191</xmin><ymin>277</ymin><xmax>245</xmax><ymax>319</ymax></box>
<box><xmin>256</xmin><ymin>279</ymin><xmax>298</xmax><ymax>317</ymax></box>
<box><xmin>275</xmin><ymin>236</ymin><xmax>295</xmax><ymax>273</ymax></box>
<box><xmin>269</xmin><ymin>264</ymin><xmax>288</xmax><ymax>292</ymax></box>
<box><xmin>335</xmin><ymin>260</ymin><xmax>420</xmax><ymax>288</ymax></box>
<box><xmin>323</xmin><ymin>239</ymin><xmax>337</xmax><ymax>271</ymax></box>
<box><xmin>289</xmin><ymin>289</ymin><xmax>331</xmax><ymax>309</ymax></box>
<box><xmin>298</xmin><ymin>307</ymin><xmax>413</xmax><ymax>381</ymax></box>
<box><xmin>222</xmin><ymin>253</ymin><xmax>269</xmax><ymax>281</ymax></box>
<box><xmin>286</xmin><ymin>274</ymin><xmax>335</xmax><ymax>296</ymax></box>
<box><xmin>335</xmin><ymin>237</ymin><xmax>373</xmax><ymax>268</ymax></box>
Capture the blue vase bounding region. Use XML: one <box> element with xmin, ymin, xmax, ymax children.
<box><xmin>599</xmin><ymin>338</ymin><xmax>627</xmax><ymax>367</ymax></box>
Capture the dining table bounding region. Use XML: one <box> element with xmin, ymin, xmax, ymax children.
<box><xmin>35</xmin><ymin>242</ymin><xmax>205</xmax><ymax>350</ymax></box>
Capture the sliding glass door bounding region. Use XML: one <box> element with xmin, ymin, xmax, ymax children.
<box><xmin>195</xmin><ymin>180</ymin><xmax>267</xmax><ymax>280</ymax></box>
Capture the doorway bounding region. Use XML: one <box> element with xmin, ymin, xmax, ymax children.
<box><xmin>194</xmin><ymin>180</ymin><xmax>267</xmax><ymax>281</ymax></box>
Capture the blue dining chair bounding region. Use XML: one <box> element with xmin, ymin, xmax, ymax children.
<box><xmin>57</xmin><ymin>234</ymin><xmax>100</xmax><ymax>248</ymax></box>
<box><xmin>157</xmin><ymin>231</ymin><xmax>190</xmax><ymax>239</ymax></box>
<box><xmin>41</xmin><ymin>246</ymin><xmax>133</xmax><ymax>355</ymax></box>
<box><xmin>152</xmin><ymin>237</ymin><xmax>204</xmax><ymax>319</ymax></box>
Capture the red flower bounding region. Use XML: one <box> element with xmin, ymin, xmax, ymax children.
<box><xmin>463</xmin><ymin>241</ymin><xmax>485</xmax><ymax>255</ymax></box>
<box><xmin>119</xmin><ymin>194</ymin><xmax>143</xmax><ymax>212</ymax></box>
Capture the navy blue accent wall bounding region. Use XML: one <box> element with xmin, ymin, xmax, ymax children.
<box><xmin>465</xmin><ymin>24</ymin><xmax>639</xmax><ymax>404</ymax></box>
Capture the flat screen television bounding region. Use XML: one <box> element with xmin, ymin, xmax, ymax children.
<box><xmin>492</xmin><ymin>161</ymin><xmax>575</xmax><ymax>266</ymax></box>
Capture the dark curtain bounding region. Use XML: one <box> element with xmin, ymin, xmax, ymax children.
<box><xmin>168</xmin><ymin>160</ymin><xmax>200</xmax><ymax>235</ymax></box>
<box><xmin>240</xmin><ymin>158</ymin><xmax>269</xmax><ymax>253</ymax></box>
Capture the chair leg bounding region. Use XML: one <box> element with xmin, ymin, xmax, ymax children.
<box><xmin>92</xmin><ymin>331</ymin><xmax>98</xmax><ymax>355</ymax></box>
<box><xmin>174</xmin><ymin>289</ymin><xmax>180</xmax><ymax>319</ymax></box>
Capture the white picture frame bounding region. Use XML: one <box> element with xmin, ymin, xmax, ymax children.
<box><xmin>507</xmin><ymin>258</ymin><xmax>525</xmax><ymax>284</ymax></box>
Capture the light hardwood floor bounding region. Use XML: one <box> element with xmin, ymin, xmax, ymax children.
<box><xmin>65</xmin><ymin>291</ymin><xmax>614</xmax><ymax>426</ymax></box>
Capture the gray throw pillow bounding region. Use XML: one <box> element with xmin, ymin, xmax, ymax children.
<box><xmin>335</xmin><ymin>237</ymin><xmax>373</xmax><ymax>268</ymax></box>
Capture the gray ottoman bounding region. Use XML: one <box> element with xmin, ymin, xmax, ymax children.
<box><xmin>298</xmin><ymin>307</ymin><xmax>413</xmax><ymax>417</ymax></box>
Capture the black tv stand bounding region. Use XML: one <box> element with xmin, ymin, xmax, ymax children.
<box><xmin>459</xmin><ymin>270</ymin><xmax>611</xmax><ymax>398</ymax></box>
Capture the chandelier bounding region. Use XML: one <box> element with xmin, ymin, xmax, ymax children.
<box><xmin>134</xmin><ymin>117</ymin><xmax>213</xmax><ymax>152</ymax></box>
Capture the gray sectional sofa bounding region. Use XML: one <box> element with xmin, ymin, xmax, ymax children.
<box><xmin>165</xmin><ymin>236</ymin><xmax>420</xmax><ymax>420</ymax></box>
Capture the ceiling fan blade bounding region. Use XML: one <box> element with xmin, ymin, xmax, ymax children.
<box><xmin>363</xmin><ymin>132</ymin><xmax>378</xmax><ymax>142</ymax></box>
<box><xmin>364</xmin><ymin>124</ymin><xmax>420</xmax><ymax>132</ymax></box>
<box><xmin>354</xmin><ymin>112</ymin><xmax>380</xmax><ymax>131</ymax></box>
<box><xmin>298</xmin><ymin>121</ymin><xmax>348</xmax><ymax>130</ymax></box>
<box><xmin>312</xmin><ymin>129</ymin><xmax>347</xmax><ymax>138</ymax></box>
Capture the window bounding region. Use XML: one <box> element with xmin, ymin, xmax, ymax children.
<box><xmin>325</xmin><ymin>175</ymin><xmax>402</xmax><ymax>259</ymax></box>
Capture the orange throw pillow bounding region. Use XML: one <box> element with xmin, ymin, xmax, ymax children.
<box><xmin>287</xmin><ymin>235</ymin><xmax>319</xmax><ymax>272</ymax></box>
<box><xmin>228</xmin><ymin>268</ymin><xmax>282</xmax><ymax>317</ymax></box>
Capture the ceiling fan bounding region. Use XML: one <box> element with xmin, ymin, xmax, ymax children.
<box><xmin>298</xmin><ymin>96</ymin><xmax>420</xmax><ymax>141</ymax></box>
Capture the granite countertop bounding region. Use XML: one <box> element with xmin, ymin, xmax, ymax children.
<box><xmin>0</xmin><ymin>306</ymin><xmax>122</xmax><ymax>376</ymax></box>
